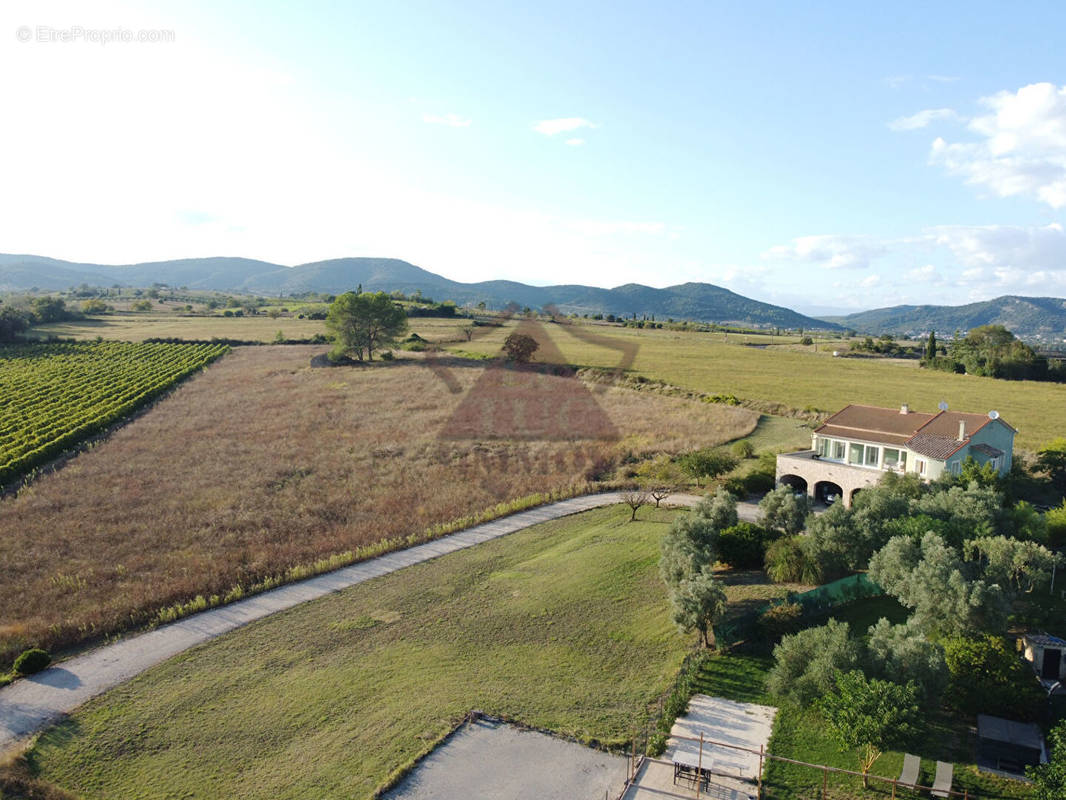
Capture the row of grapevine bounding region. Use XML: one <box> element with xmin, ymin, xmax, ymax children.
<box><xmin>0</xmin><ymin>341</ymin><xmax>229</xmax><ymax>485</ymax></box>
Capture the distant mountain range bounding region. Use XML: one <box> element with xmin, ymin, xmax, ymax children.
<box><xmin>825</xmin><ymin>296</ymin><xmax>1066</xmax><ymax>343</ymax></box>
<box><xmin>4</xmin><ymin>253</ymin><xmax>1066</xmax><ymax>340</ymax></box>
<box><xmin>0</xmin><ymin>254</ymin><xmax>837</xmax><ymax>331</ymax></box>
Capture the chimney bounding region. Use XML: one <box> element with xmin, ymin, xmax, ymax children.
<box><xmin>900</xmin><ymin>404</ymin><xmax>909</xmax><ymax>415</ymax></box>
<box><xmin>958</xmin><ymin>420</ymin><xmax>966</xmax><ymax>441</ymax></box>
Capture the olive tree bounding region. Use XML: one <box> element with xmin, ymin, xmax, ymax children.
<box><xmin>758</xmin><ymin>485</ymin><xmax>810</xmax><ymax>534</ymax></box>
<box><xmin>864</xmin><ymin>618</ymin><xmax>947</xmax><ymax>702</ymax></box>
<box><xmin>767</xmin><ymin>619</ymin><xmax>861</xmax><ymax>706</ymax></box>
<box><xmin>869</xmin><ymin>533</ymin><xmax>1009</xmax><ymax>637</ymax></box>
<box><xmin>670</xmin><ymin>568</ymin><xmax>728</xmax><ymax>649</ymax></box>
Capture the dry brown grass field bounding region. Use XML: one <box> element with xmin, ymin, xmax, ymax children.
<box><xmin>0</xmin><ymin>345</ymin><xmax>756</xmax><ymax>664</ymax></box>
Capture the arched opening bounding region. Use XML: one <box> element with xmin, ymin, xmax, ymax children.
<box><xmin>814</xmin><ymin>480</ymin><xmax>843</xmax><ymax>505</ymax></box>
<box><xmin>778</xmin><ymin>474</ymin><xmax>808</xmax><ymax>495</ymax></box>
<box><xmin>849</xmin><ymin>487</ymin><xmax>863</xmax><ymax>506</ymax></box>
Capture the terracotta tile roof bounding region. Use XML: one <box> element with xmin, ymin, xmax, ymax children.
<box><xmin>971</xmin><ymin>442</ymin><xmax>1005</xmax><ymax>458</ymax></box>
<box><xmin>816</xmin><ymin>404</ymin><xmax>1013</xmax><ymax>463</ymax></box>
<box><xmin>912</xmin><ymin>410</ymin><xmax>992</xmax><ymax>441</ymax></box>
<box><xmin>907</xmin><ymin>433</ymin><xmax>966</xmax><ymax>461</ymax></box>
<box><xmin>815</xmin><ymin>405</ymin><xmax>935</xmax><ymax>446</ymax></box>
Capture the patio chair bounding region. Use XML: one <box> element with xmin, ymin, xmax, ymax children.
<box><xmin>897</xmin><ymin>753</ymin><xmax>920</xmax><ymax>789</ymax></box>
<box><xmin>931</xmin><ymin>760</ymin><xmax>953</xmax><ymax>798</ymax></box>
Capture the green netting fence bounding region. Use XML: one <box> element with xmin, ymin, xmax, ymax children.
<box><xmin>716</xmin><ymin>573</ymin><xmax>884</xmax><ymax>647</ymax></box>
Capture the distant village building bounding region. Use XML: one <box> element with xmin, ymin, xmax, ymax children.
<box><xmin>776</xmin><ymin>403</ymin><xmax>1016</xmax><ymax>507</ymax></box>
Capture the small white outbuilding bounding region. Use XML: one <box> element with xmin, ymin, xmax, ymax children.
<box><xmin>1022</xmin><ymin>633</ymin><xmax>1066</xmax><ymax>683</ymax></box>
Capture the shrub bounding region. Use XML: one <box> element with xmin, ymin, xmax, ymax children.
<box><xmin>732</xmin><ymin>440</ymin><xmax>755</xmax><ymax>459</ymax></box>
<box><xmin>764</xmin><ymin>535</ymin><xmax>822</xmax><ymax>584</ymax></box>
<box><xmin>800</xmin><ymin>336</ymin><xmax>813</xmax><ymax>345</ymax></box>
<box><xmin>13</xmin><ymin>648</ymin><xmax>51</xmax><ymax>675</ymax></box>
<box><xmin>718</xmin><ymin>522</ymin><xmax>775</xmax><ymax>569</ymax></box>
<box><xmin>943</xmin><ymin>634</ymin><xmax>1044</xmax><ymax>720</ymax></box>
<box><xmin>722</xmin><ymin>476</ymin><xmax>747</xmax><ymax>497</ymax></box>
<box><xmin>743</xmin><ymin>470</ymin><xmax>776</xmax><ymax>494</ymax></box>
<box><xmin>759</xmin><ymin>602</ymin><xmax>803</xmax><ymax>640</ymax></box>
<box><xmin>1047</xmin><ymin>500</ymin><xmax>1066</xmax><ymax>547</ymax></box>
<box><xmin>380</xmin><ymin>350</ymin><xmax>394</xmax><ymax>361</ymax></box>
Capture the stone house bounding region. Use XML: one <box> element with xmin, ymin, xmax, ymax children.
<box><xmin>776</xmin><ymin>403</ymin><xmax>1016</xmax><ymax>507</ymax></box>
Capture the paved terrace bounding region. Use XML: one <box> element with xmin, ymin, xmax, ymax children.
<box><xmin>0</xmin><ymin>491</ymin><xmax>761</xmax><ymax>753</ymax></box>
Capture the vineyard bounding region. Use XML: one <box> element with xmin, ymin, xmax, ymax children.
<box><xmin>0</xmin><ymin>341</ymin><xmax>229</xmax><ymax>486</ymax></box>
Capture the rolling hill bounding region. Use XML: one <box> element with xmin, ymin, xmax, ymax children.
<box><xmin>827</xmin><ymin>296</ymin><xmax>1066</xmax><ymax>343</ymax></box>
<box><xmin>0</xmin><ymin>253</ymin><xmax>839</xmax><ymax>330</ymax></box>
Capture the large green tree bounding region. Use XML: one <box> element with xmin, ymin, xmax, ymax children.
<box><xmin>820</xmin><ymin>670</ymin><xmax>921</xmax><ymax>786</ymax></box>
<box><xmin>326</xmin><ymin>291</ymin><xmax>408</xmax><ymax>362</ymax></box>
<box><xmin>767</xmin><ymin>619</ymin><xmax>861</xmax><ymax>706</ymax></box>
<box><xmin>868</xmin><ymin>533</ymin><xmax>1008</xmax><ymax>637</ymax></box>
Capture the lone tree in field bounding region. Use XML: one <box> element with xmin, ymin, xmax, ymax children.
<box><xmin>678</xmin><ymin>448</ymin><xmax>737</xmax><ymax>488</ymax></box>
<box><xmin>924</xmin><ymin>330</ymin><xmax>937</xmax><ymax>361</ymax></box>
<box><xmin>326</xmin><ymin>291</ymin><xmax>408</xmax><ymax>362</ymax></box>
<box><xmin>621</xmin><ymin>490</ymin><xmax>650</xmax><ymax>521</ymax></box>
<box><xmin>503</xmin><ymin>332</ymin><xmax>539</xmax><ymax>363</ymax></box>
<box><xmin>636</xmin><ymin>455</ymin><xmax>685</xmax><ymax>507</ymax></box>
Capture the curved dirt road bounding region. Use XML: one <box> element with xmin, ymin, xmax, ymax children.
<box><xmin>0</xmin><ymin>491</ymin><xmax>762</xmax><ymax>752</ymax></box>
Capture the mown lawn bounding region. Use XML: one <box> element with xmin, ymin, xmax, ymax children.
<box><xmin>26</xmin><ymin>506</ymin><xmax>693</xmax><ymax>800</ymax></box>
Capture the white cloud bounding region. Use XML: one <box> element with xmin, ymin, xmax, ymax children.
<box><xmin>927</xmin><ymin>74</ymin><xmax>960</xmax><ymax>84</ymax></box>
<box><xmin>565</xmin><ymin>137</ymin><xmax>585</xmax><ymax>146</ymax></box>
<box><xmin>533</xmin><ymin>117</ymin><xmax>596</xmax><ymax>136</ymax></box>
<box><xmin>905</xmin><ymin>264</ymin><xmax>943</xmax><ymax>283</ymax></box>
<box><xmin>929</xmin><ymin>82</ymin><xmax>1066</xmax><ymax>208</ymax></box>
<box><xmin>926</xmin><ymin>222</ymin><xmax>1066</xmax><ymax>270</ymax></box>
<box><xmin>764</xmin><ymin>234</ymin><xmax>889</xmax><ymax>269</ymax></box>
<box><xmin>422</xmin><ymin>112</ymin><xmax>471</xmax><ymax>127</ymax></box>
<box><xmin>888</xmin><ymin>108</ymin><xmax>959</xmax><ymax>131</ymax></box>
<box><xmin>860</xmin><ymin>274</ymin><xmax>882</xmax><ymax>288</ymax></box>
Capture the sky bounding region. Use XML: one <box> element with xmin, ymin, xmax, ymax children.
<box><xmin>2</xmin><ymin>1</ymin><xmax>1065</xmax><ymax>314</ymax></box>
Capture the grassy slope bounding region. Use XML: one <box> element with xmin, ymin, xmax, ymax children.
<box><xmin>27</xmin><ymin>506</ymin><xmax>691</xmax><ymax>800</ymax></box>
<box><xmin>452</xmin><ymin>320</ymin><xmax>1066</xmax><ymax>451</ymax></box>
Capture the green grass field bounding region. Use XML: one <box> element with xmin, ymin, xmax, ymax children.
<box><xmin>25</xmin><ymin>506</ymin><xmax>693</xmax><ymax>799</ymax></box>
<box><xmin>449</xmin><ymin>319</ymin><xmax>1066</xmax><ymax>451</ymax></box>
<box><xmin>29</xmin><ymin>311</ymin><xmax>1066</xmax><ymax>450</ymax></box>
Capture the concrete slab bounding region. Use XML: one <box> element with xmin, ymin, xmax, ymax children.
<box><xmin>382</xmin><ymin>718</ymin><xmax>628</xmax><ymax>800</ymax></box>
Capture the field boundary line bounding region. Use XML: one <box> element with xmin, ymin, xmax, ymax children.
<box><xmin>0</xmin><ymin>491</ymin><xmax>759</xmax><ymax>754</ymax></box>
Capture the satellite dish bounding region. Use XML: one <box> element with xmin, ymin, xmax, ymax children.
<box><xmin>989</xmin><ymin>410</ymin><xmax>1000</xmax><ymax>420</ymax></box>
<box><xmin>938</xmin><ymin>400</ymin><xmax>948</xmax><ymax>411</ymax></box>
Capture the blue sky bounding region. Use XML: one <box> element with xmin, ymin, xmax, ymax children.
<box><xmin>2</xmin><ymin>1</ymin><xmax>1065</xmax><ymax>312</ymax></box>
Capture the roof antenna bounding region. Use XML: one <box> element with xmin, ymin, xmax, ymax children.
<box><xmin>937</xmin><ymin>400</ymin><xmax>948</xmax><ymax>412</ymax></box>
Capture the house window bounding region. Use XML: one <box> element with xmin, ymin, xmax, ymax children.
<box><xmin>949</xmin><ymin>461</ymin><xmax>961</xmax><ymax>476</ymax></box>
<box><xmin>884</xmin><ymin>448</ymin><xmax>904</xmax><ymax>470</ymax></box>
<box><xmin>916</xmin><ymin>459</ymin><xmax>927</xmax><ymax>475</ymax></box>
<box><xmin>848</xmin><ymin>443</ymin><xmax>864</xmax><ymax>465</ymax></box>
<box><xmin>864</xmin><ymin>446</ymin><xmax>880</xmax><ymax>467</ymax></box>
<box><xmin>990</xmin><ymin>457</ymin><xmax>1001</xmax><ymax>471</ymax></box>
<box><xmin>818</xmin><ymin>438</ymin><xmax>831</xmax><ymax>457</ymax></box>
<box><xmin>832</xmin><ymin>441</ymin><xmax>846</xmax><ymax>460</ymax></box>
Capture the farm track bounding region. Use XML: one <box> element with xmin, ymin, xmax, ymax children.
<box><xmin>0</xmin><ymin>491</ymin><xmax>760</xmax><ymax>754</ymax></box>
